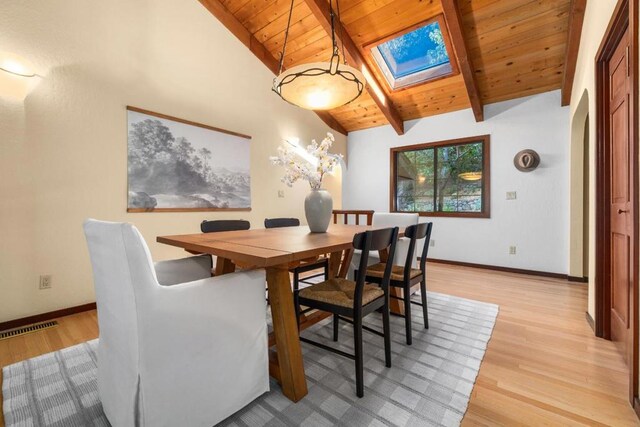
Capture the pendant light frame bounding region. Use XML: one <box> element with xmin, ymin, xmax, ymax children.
<box><xmin>272</xmin><ymin>0</ymin><xmax>365</xmax><ymax>110</ymax></box>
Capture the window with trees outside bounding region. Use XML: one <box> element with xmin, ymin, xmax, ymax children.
<box><xmin>390</xmin><ymin>135</ymin><xmax>490</xmax><ymax>218</ymax></box>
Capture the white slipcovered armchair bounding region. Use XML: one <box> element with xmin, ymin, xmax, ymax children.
<box><xmin>83</xmin><ymin>219</ymin><xmax>269</xmax><ymax>427</ymax></box>
<box><xmin>349</xmin><ymin>213</ymin><xmax>420</xmax><ymax>278</ymax></box>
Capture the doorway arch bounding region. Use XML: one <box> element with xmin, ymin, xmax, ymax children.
<box><xmin>569</xmin><ymin>89</ymin><xmax>590</xmax><ymax>286</ymax></box>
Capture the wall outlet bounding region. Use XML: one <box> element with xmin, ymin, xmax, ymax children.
<box><xmin>39</xmin><ymin>275</ymin><xmax>52</xmax><ymax>290</ymax></box>
<box><xmin>509</xmin><ymin>246</ymin><xmax>517</xmax><ymax>255</ymax></box>
<box><xmin>277</xmin><ymin>190</ymin><xmax>285</xmax><ymax>198</ymax></box>
<box><xmin>506</xmin><ymin>191</ymin><xmax>517</xmax><ymax>200</ymax></box>
<box><xmin>430</xmin><ymin>240</ymin><xmax>435</xmax><ymax>247</ymax></box>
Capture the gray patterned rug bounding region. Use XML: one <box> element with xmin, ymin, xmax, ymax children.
<box><xmin>2</xmin><ymin>292</ymin><xmax>498</xmax><ymax>427</ymax></box>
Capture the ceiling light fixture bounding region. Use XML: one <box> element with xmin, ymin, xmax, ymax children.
<box><xmin>272</xmin><ymin>0</ymin><xmax>365</xmax><ymax>111</ymax></box>
<box><xmin>458</xmin><ymin>171</ymin><xmax>483</xmax><ymax>181</ymax></box>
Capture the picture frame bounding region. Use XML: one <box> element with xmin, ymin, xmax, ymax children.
<box><xmin>126</xmin><ymin>106</ymin><xmax>251</xmax><ymax>212</ymax></box>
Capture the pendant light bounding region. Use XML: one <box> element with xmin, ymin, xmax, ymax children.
<box><xmin>273</xmin><ymin>0</ymin><xmax>365</xmax><ymax>110</ymax></box>
<box><xmin>458</xmin><ymin>172</ymin><xmax>482</xmax><ymax>181</ymax></box>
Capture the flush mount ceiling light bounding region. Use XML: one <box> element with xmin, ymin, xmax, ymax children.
<box><xmin>272</xmin><ymin>0</ymin><xmax>364</xmax><ymax>111</ymax></box>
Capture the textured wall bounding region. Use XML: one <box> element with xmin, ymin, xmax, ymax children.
<box><xmin>0</xmin><ymin>0</ymin><xmax>345</xmax><ymax>322</ymax></box>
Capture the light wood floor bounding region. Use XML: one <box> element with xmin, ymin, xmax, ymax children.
<box><xmin>0</xmin><ymin>264</ymin><xmax>638</xmax><ymax>426</ymax></box>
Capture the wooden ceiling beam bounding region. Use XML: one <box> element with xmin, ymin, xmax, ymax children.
<box><xmin>561</xmin><ymin>0</ymin><xmax>587</xmax><ymax>106</ymax></box>
<box><xmin>303</xmin><ymin>0</ymin><xmax>405</xmax><ymax>135</ymax></box>
<box><xmin>441</xmin><ymin>0</ymin><xmax>484</xmax><ymax>122</ymax></box>
<box><xmin>197</xmin><ymin>0</ymin><xmax>347</xmax><ymax>135</ymax></box>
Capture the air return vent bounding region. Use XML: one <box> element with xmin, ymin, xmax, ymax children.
<box><xmin>0</xmin><ymin>321</ymin><xmax>58</xmax><ymax>340</ymax></box>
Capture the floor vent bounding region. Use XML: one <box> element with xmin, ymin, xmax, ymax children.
<box><xmin>0</xmin><ymin>321</ymin><xmax>59</xmax><ymax>340</ymax></box>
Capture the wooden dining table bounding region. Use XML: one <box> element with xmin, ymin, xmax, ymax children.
<box><xmin>157</xmin><ymin>223</ymin><xmax>381</xmax><ymax>403</ymax></box>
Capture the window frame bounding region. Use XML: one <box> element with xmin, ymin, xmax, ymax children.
<box><xmin>364</xmin><ymin>15</ymin><xmax>459</xmax><ymax>92</ymax></box>
<box><xmin>389</xmin><ymin>135</ymin><xmax>491</xmax><ymax>218</ymax></box>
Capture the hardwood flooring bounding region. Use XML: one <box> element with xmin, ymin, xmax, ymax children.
<box><xmin>0</xmin><ymin>264</ymin><xmax>638</xmax><ymax>426</ymax></box>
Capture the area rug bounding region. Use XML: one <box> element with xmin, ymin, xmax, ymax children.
<box><xmin>2</xmin><ymin>292</ymin><xmax>498</xmax><ymax>427</ymax></box>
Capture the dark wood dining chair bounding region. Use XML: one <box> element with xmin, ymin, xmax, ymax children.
<box><xmin>296</xmin><ymin>227</ymin><xmax>399</xmax><ymax>398</ymax></box>
<box><xmin>264</xmin><ymin>217</ymin><xmax>299</xmax><ymax>228</ymax></box>
<box><xmin>264</xmin><ymin>217</ymin><xmax>328</xmax><ymax>307</ymax></box>
<box><xmin>201</xmin><ymin>219</ymin><xmax>250</xmax><ymax>233</ymax></box>
<box><xmin>359</xmin><ymin>222</ymin><xmax>433</xmax><ymax>345</ymax></box>
<box><xmin>200</xmin><ymin>220</ymin><xmax>251</xmax><ymax>277</ymax></box>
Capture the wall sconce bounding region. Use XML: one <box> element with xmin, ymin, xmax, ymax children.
<box><xmin>0</xmin><ymin>52</ymin><xmax>39</xmax><ymax>100</ymax></box>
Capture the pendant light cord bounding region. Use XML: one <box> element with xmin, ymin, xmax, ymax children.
<box><xmin>336</xmin><ymin>0</ymin><xmax>347</xmax><ymax>64</ymax></box>
<box><xmin>277</xmin><ymin>0</ymin><xmax>295</xmax><ymax>76</ymax></box>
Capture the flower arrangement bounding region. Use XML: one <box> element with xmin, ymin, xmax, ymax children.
<box><xmin>270</xmin><ymin>133</ymin><xmax>342</xmax><ymax>191</ymax></box>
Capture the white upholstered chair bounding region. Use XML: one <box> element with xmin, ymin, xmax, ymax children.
<box><xmin>83</xmin><ymin>219</ymin><xmax>269</xmax><ymax>427</ymax></box>
<box><xmin>349</xmin><ymin>213</ymin><xmax>419</xmax><ymax>278</ymax></box>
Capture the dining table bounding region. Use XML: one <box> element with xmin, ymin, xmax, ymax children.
<box><xmin>157</xmin><ymin>223</ymin><xmax>410</xmax><ymax>403</ymax></box>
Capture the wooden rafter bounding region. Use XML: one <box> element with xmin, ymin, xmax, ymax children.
<box><xmin>197</xmin><ymin>0</ymin><xmax>347</xmax><ymax>135</ymax></box>
<box><xmin>303</xmin><ymin>0</ymin><xmax>405</xmax><ymax>135</ymax></box>
<box><xmin>561</xmin><ymin>0</ymin><xmax>587</xmax><ymax>106</ymax></box>
<box><xmin>441</xmin><ymin>0</ymin><xmax>484</xmax><ymax>122</ymax></box>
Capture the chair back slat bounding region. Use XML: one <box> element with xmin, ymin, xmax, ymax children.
<box><xmin>201</xmin><ymin>220</ymin><xmax>250</xmax><ymax>233</ymax></box>
<box><xmin>403</xmin><ymin>222</ymin><xmax>433</xmax><ymax>277</ymax></box>
<box><xmin>352</xmin><ymin>227</ymin><xmax>399</xmax><ymax>314</ymax></box>
<box><xmin>332</xmin><ymin>210</ymin><xmax>374</xmax><ymax>226</ymax></box>
<box><xmin>264</xmin><ymin>218</ymin><xmax>300</xmax><ymax>228</ymax></box>
<box><xmin>419</xmin><ymin>222</ymin><xmax>433</xmax><ymax>272</ymax></box>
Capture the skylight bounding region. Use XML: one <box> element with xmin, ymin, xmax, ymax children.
<box><xmin>370</xmin><ymin>20</ymin><xmax>454</xmax><ymax>90</ymax></box>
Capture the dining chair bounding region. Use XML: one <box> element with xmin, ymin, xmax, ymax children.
<box><xmin>83</xmin><ymin>219</ymin><xmax>269</xmax><ymax>427</ymax></box>
<box><xmin>359</xmin><ymin>222</ymin><xmax>433</xmax><ymax>345</ymax></box>
<box><xmin>264</xmin><ymin>217</ymin><xmax>299</xmax><ymax>228</ymax></box>
<box><xmin>347</xmin><ymin>212</ymin><xmax>418</xmax><ymax>279</ymax></box>
<box><xmin>201</xmin><ymin>219</ymin><xmax>250</xmax><ymax>233</ymax></box>
<box><xmin>200</xmin><ymin>219</ymin><xmax>251</xmax><ymax>271</ymax></box>
<box><xmin>264</xmin><ymin>217</ymin><xmax>329</xmax><ymax>306</ymax></box>
<box><xmin>295</xmin><ymin>226</ymin><xmax>399</xmax><ymax>398</ymax></box>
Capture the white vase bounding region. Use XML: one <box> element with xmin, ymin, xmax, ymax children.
<box><xmin>305</xmin><ymin>189</ymin><xmax>333</xmax><ymax>233</ymax></box>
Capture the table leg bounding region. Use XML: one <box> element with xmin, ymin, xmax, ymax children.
<box><xmin>338</xmin><ymin>248</ymin><xmax>354</xmax><ymax>279</ymax></box>
<box><xmin>215</xmin><ymin>256</ymin><xmax>236</xmax><ymax>276</ymax></box>
<box><xmin>328</xmin><ymin>251</ymin><xmax>343</xmax><ymax>278</ymax></box>
<box><xmin>266</xmin><ymin>266</ymin><xmax>308</xmax><ymax>402</ymax></box>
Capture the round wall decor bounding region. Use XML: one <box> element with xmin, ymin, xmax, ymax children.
<box><xmin>513</xmin><ymin>149</ymin><xmax>540</xmax><ymax>172</ymax></box>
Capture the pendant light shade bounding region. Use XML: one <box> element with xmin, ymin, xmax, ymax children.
<box><xmin>272</xmin><ymin>0</ymin><xmax>364</xmax><ymax>110</ymax></box>
<box><xmin>458</xmin><ymin>171</ymin><xmax>483</xmax><ymax>181</ymax></box>
<box><xmin>273</xmin><ymin>62</ymin><xmax>364</xmax><ymax>110</ymax></box>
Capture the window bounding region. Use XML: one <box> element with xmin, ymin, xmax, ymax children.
<box><xmin>366</xmin><ymin>16</ymin><xmax>458</xmax><ymax>91</ymax></box>
<box><xmin>390</xmin><ymin>135</ymin><xmax>490</xmax><ymax>218</ymax></box>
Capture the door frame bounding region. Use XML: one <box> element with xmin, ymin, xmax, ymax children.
<box><xmin>595</xmin><ymin>0</ymin><xmax>639</xmax><ymax>404</ymax></box>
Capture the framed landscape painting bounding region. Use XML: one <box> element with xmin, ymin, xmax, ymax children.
<box><xmin>126</xmin><ymin>106</ymin><xmax>251</xmax><ymax>212</ymax></box>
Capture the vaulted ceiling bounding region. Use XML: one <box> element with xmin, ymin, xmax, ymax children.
<box><xmin>199</xmin><ymin>0</ymin><xmax>585</xmax><ymax>135</ymax></box>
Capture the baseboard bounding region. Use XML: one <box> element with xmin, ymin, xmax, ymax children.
<box><xmin>568</xmin><ymin>276</ymin><xmax>589</xmax><ymax>283</ymax></box>
<box><xmin>427</xmin><ymin>257</ymin><xmax>567</xmax><ymax>280</ymax></box>
<box><xmin>0</xmin><ymin>302</ymin><xmax>96</xmax><ymax>332</ymax></box>
<box><xmin>585</xmin><ymin>311</ymin><xmax>595</xmax><ymax>332</ymax></box>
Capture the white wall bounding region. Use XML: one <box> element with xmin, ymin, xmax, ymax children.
<box><xmin>343</xmin><ymin>90</ymin><xmax>570</xmax><ymax>274</ymax></box>
<box><xmin>0</xmin><ymin>0</ymin><xmax>345</xmax><ymax>322</ymax></box>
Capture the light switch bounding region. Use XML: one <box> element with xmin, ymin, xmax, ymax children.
<box><xmin>506</xmin><ymin>191</ymin><xmax>517</xmax><ymax>200</ymax></box>
<box><xmin>278</xmin><ymin>190</ymin><xmax>285</xmax><ymax>198</ymax></box>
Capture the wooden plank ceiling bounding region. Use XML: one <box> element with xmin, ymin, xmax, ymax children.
<box><xmin>204</xmin><ymin>0</ymin><xmax>578</xmax><ymax>134</ymax></box>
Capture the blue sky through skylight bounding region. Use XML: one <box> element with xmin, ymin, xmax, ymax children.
<box><xmin>377</xmin><ymin>21</ymin><xmax>449</xmax><ymax>80</ymax></box>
